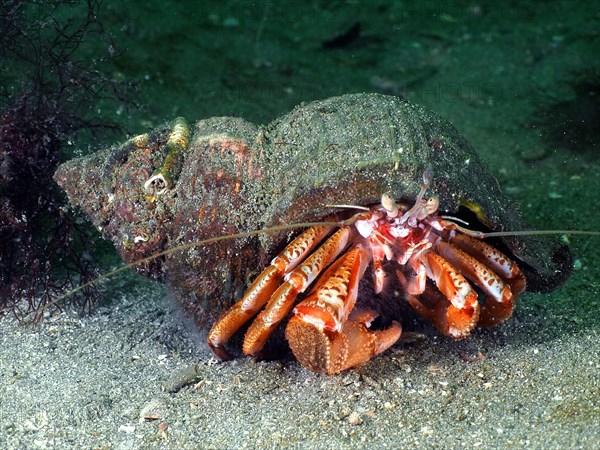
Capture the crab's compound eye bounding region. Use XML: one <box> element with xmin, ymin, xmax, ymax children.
<box><xmin>426</xmin><ymin>196</ymin><xmax>439</xmax><ymax>215</ymax></box>
<box><xmin>381</xmin><ymin>193</ymin><xmax>399</xmax><ymax>217</ymax></box>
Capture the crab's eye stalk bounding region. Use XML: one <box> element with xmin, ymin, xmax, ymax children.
<box><xmin>381</xmin><ymin>193</ymin><xmax>399</xmax><ymax>218</ymax></box>
<box><xmin>426</xmin><ymin>196</ymin><xmax>439</xmax><ymax>215</ymax></box>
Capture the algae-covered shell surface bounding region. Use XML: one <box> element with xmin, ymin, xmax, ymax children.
<box><xmin>54</xmin><ymin>93</ymin><xmax>571</xmax><ymax>329</ymax></box>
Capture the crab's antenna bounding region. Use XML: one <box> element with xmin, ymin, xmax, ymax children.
<box><xmin>417</xmin><ymin>168</ymin><xmax>433</xmax><ymax>202</ymax></box>
<box><xmin>400</xmin><ymin>168</ymin><xmax>437</xmax><ymax>226</ymax></box>
<box><xmin>36</xmin><ymin>220</ymin><xmax>345</xmax><ymax>319</ymax></box>
<box><xmin>323</xmin><ymin>203</ymin><xmax>370</xmax><ymax>211</ymax></box>
<box><xmin>440</xmin><ymin>215</ymin><xmax>471</xmax><ymax>226</ymax></box>
<box><xmin>481</xmin><ymin>230</ymin><xmax>600</xmax><ymax>238</ymax></box>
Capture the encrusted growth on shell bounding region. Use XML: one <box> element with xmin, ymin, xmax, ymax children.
<box><xmin>144</xmin><ymin>117</ymin><xmax>191</xmax><ymax>196</ymax></box>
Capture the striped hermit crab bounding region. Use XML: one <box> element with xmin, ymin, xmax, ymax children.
<box><xmin>54</xmin><ymin>93</ymin><xmax>572</xmax><ymax>375</ymax></box>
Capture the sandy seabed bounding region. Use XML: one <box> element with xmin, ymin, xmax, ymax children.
<box><xmin>1</xmin><ymin>274</ymin><xmax>598</xmax><ymax>449</ymax></box>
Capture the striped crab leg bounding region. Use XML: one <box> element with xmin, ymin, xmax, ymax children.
<box><xmin>207</xmin><ymin>225</ymin><xmax>332</xmax><ymax>360</ymax></box>
<box><xmin>242</xmin><ymin>227</ymin><xmax>352</xmax><ymax>356</ymax></box>
<box><xmin>444</xmin><ymin>234</ymin><xmax>526</xmax><ymax>326</ymax></box>
<box><xmin>425</xmin><ymin>251</ymin><xmax>480</xmax><ymax>338</ymax></box>
<box><xmin>399</xmin><ymin>235</ymin><xmax>525</xmax><ymax>337</ymax></box>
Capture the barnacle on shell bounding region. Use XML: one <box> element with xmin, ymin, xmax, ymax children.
<box><xmin>144</xmin><ymin>117</ymin><xmax>191</xmax><ymax>195</ymax></box>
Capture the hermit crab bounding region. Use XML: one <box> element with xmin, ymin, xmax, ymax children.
<box><xmin>54</xmin><ymin>93</ymin><xmax>572</xmax><ymax>375</ymax></box>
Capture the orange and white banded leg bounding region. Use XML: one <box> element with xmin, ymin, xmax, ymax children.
<box><xmin>402</xmin><ymin>283</ymin><xmax>460</xmax><ymax>337</ymax></box>
<box><xmin>441</xmin><ymin>235</ymin><xmax>525</xmax><ymax>327</ymax></box>
<box><xmin>285</xmin><ymin>245</ymin><xmax>402</xmax><ymax>375</ymax></box>
<box><xmin>400</xmin><ymin>251</ymin><xmax>480</xmax><ymax>338</ymax></box>
<box><xmin>242</xmin><ymin>227</ymin><xmax>352</xmax><ymax>356</ymax></box>
<box><xmin>207</xmin><ymin>225</ymin><xmax>331</xmax><ymax>360</ymax></box>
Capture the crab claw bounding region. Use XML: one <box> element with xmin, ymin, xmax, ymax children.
<box><xmin>285</xmin><ymin>245</ymin><xmax>401</xmax><ymax>375</ymax></box>
<box><xmin>286</xmin><ymin>311</ymin><xmax>402</xmax><ymax>376</ymax></box>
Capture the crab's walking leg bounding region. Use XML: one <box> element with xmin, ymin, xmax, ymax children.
<box><xmin>402</xmin><ymin>283</ymin><xmax>458</xmax><ymax>337</ymax></box>
<box><xmin>243</xmin><ymin>227</ymin><xmax>352</xmax><ymax>356</ymax></box>
<box><xmin>286</xmin><ymin>245</ymin><xmax>402</xmax><ymax>375</ymax></box>
<box><xmin>401</xmin><ymin>251</ymin><xmax>480</xmax><ymax>338</ymax></box>
<box><xmin>445</xmin><ymin>235</ymin><xmax>526</xmax><ymax>326</ymax></box>
<box><xmin>207</xmin><ymin>225</ymin><xmax>331</xmax><ymax>360</ymax></box>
